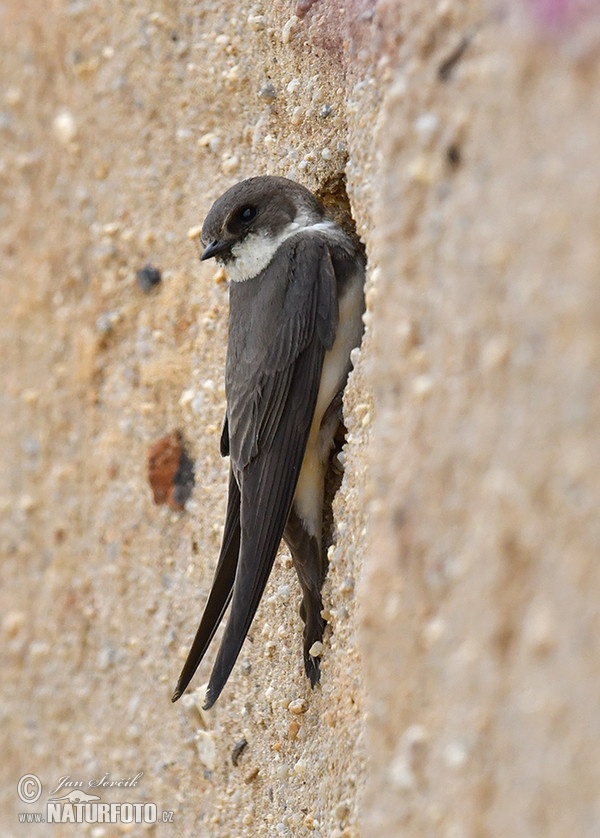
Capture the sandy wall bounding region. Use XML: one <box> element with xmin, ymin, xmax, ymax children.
<box><xmin>1</xmin><ymin>1</ymin><xmax>599</xmax><ymax>836</ymax></box>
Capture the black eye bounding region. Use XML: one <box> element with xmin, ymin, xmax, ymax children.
<box><xmin>240</xmin><ymin>206</ymin><xmax>256</xmax><ymax>222</ymax></box>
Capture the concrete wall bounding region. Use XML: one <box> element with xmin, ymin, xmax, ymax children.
<box><xmin>2</xmin><ymin>1</ymin><xmax>599</xmax><ymax>835</ymax></box>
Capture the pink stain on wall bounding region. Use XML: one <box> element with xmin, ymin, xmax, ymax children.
<box><xmin>526</xmin><ymin>0</ymin><xmax>597</xmax><ymax>29</ymax></box>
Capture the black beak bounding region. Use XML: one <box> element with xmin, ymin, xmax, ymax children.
<box><xmin>200</xmin><ymin>239</ymin><xmax>232</xmax><ymax>261</ymax></box>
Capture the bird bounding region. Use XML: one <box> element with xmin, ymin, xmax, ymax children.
<box><xmin>172</xmin><ymin>175</ymin><xmax>365</xmax><ymax>709</ymax></box>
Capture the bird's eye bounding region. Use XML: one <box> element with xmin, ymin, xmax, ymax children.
<box><xmin>240</xmin><ymin>206</ymin><xmax>256</xmax><ymax>222</ymax></box>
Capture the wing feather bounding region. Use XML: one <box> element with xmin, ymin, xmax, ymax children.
<box><xmin>176</xmin><ymin>233</ymin><xmax>340</xmax><ymax>707</ymax></box>
<box><xmin>227</xmin><ymin>236</ymin><xmax>338</xmax><ymax>469</ymax></box>
<box><xmin>204</xmin><ymin>342</ymin><xmax>324</xmax><ymax>707</ymax></box>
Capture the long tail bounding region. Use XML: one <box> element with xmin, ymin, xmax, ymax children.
<box><xmin>202</xmin><ymin>445</ymin><xmax>300</xmax><ymax>709</ymax></box>
<box><xmin>202</xmin><ymin>348</ymin><xmax>323</xmax><ymax>709</ymax></box>
<box><xmin>171</xmin><ymin>471</ymin><xmax>241</xmax><ymax>702</ymax></box>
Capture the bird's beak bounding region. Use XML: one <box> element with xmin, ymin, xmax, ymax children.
<box><xmin>200</xmin><ymin>239</ymin><xmax>233</xmax><ymax>261</ymax></box>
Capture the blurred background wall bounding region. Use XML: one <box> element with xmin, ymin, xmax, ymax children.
<box><xmin>2</xmin><ymin>1</ymin><xmax>599</xmax><ymax>835</ymax></box>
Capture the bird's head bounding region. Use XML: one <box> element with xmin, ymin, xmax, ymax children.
<box><xmin>199</xmin><ymin>176</ymin><xmax>325</xmax><ymax>280</ymax></box>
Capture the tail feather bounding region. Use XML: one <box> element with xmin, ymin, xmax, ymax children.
<box><xmin>171</xmin><ymin>471</ymin><xmax>241</xmax><ymax>702</ymax></box>
<box><xmin>203</xmin><ymin>348</ymin><xmax>322</xmax><ymax>709</ymax></box>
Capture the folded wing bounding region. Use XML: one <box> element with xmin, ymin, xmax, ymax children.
<box><xmin>174</xmin><ymin>235</ymin><xmax>339</xmax><ymax>707</ymax></box>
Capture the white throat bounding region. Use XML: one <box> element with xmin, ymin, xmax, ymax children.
<box><xmin>225</xmin><ymin>217</ymin><xmax>341</xmax><ymax>282</ymax></box>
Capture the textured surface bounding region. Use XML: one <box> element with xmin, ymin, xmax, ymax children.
<box><xmin>1</xmin><ymin>2</ymin><xmax>374</xmax><ymax>835</ymax></box>
<box><xmin>2</xmin><ymin>0</ymin><xmax>600</xmax><ymax>836</ymax></box>
<box><xmin>365</xmin><ymin>3</ymin><xmax>600</xmax><ymax>836</ymax></box>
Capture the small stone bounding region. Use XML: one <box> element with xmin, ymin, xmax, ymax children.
<box><xmin>221</xmin><ymin>154</ymin><xmax>240</xmax><ymax>174</ymax></box>
<box><xmin>335</xmin><ymin>801</ymin><xmax>350</xmax><ymax>820</ymax></box>
<box><xmin>396</xmin><ymin>318</ymin><xmax>419</xmax><ymax>352</ymax></box>
<box><xmin>258</xmin><ymin>82</ymin><xmax>277</xmax><ymax>102</ymax></box>
<box><xmin>443</xmin><ymin>739</ymin><xmax>469</xmax><ymax>769</ymax></box>
<box><xmin>339</xmin><ymin>577</ymin><xmax>354</xmax><ymax>596</ymax></box>
<box><xmin>412</xmin><ymin>374</ymin><xmax>434</xmax><ymax>400</ymax></box>
<box><xmin>21</xmin><ymin>388</ymin><xmax>39</xmax><ymax>405</ymax></box>
<box><xmin>296</xmin><ymin>0</ymin><xmax>317</xmax><ymax>14</ymax></box>
<box><xmin>179</xmin><ymin>389</ymin><xmax>195</xmax><ymax>408</ymax></box>
<box><xmin>248</xmin><ymin>13</ymin><xmax>266</xmax><ymax>30</ymax></box>
<box><xmin>3</xmin><ymin>611</ymin><xmax>25</xmax><ymax>637</ymax></box>
<box><xmin>288</xmin><ymin>720</ymin><xmax>301</xmax><ymax>741</ymax></box>
<box><xmin>29</xmin><ymin>641</ymin><xmax>50</xmax><ymax>660</ymax></box>
<box><xmin>422</xmin><ymin>617</ymin><xmax>445</xmax><ymax>647</ymax></box>
<box><xmin>480</xmin><ymin>335</ymin><xmax>510</xmax><ymax>371</ymax></box>
<box><xmin>282</xmin><ymin>15</ymin><xmax>299</xmax><ymax>43</ymax></box>
<box><xmin>5</xmin><ymin>86</ymin><xmax>22</xmax><ymax>106</ymax></box>
<box><xmin>102</xmin><ymin>221</ymin><xmax>120</xmax><ymax>237</ymax></box>
<box><xmin>195</xmin><ymin>730</ymin><xmax>216</xmax><ymax>771</ymax></box>
<box><xmin>140</xmin><ymin>229</ymin><xmax>156</xmax><ymax>245</ymax></box>
<box><xmin>213</xmin><ymin>266</ymin><xmax>227</xmax><ymax>285</ymax></box>
<box><xmin>388</xmin><ymin>724</ymin><xmax>428</xmax><ymax>789</ymax></box>
<box><xmin>225</xmin><ymin>64</ymin><xmax>241</xmax><ymax>83</ymax></box>
<box><xmin>523</xmin><ymin>601</ymin><xmax>556</xmax><ymax>656</ymax></box>
<box><xmin>388</xmin><ymin>755</ymin><xmax>415</xmax><ymax>790</ymax></box>
<box><xmin>181</xmin><ymin>687</ymin><xmax>211</xmax><ymax>728</ymax></box>
<box><xmin>288</xmin><ymin>698</ymin><xmax>308</xmax><ymax>715</ymax></box>
<box><xmin>191</xmin><ymin>392</ymin><xmax>205</xmax><ymax>414</ymax></box>
<box><xmin>308</xmin><ymin>641</ymin><xmax>324</xmax><ymax>658</ymax></box>
<box><xmin>148</xmin><ymin>430</ymin><xmax>195</xmax><ymax>510</ymax></box>
<box><xmin>53</xmin><ymin>110</ymin><xmax>77</xmax><ymax>144</ymax></box>
<box><xmin>96</xmin><ymin>311</ymin><xmax>119</xmax><ymax>335</ymax></box>
<box><xmin>94</xmin><ymin>162</ymin><xmax>110</xmax><ymax>180</ymax></box>
<box><xmin>136</xmin><ymin>264</ymin><xmax>161</xmax><ymax>292</ymax></box>
<box><xmin>231</xmin><ymin>737</ymin><xmax>248</xmax><ymax>766</ymax></box>
<box><xmin>197</xmin><ymin>132</ymin><xmax>220</xmax><ymax>152</ymax></box>
<box><xmin>406</xmin><ymin>153</ymin><xmax>440</xmax><ymax>184</ymax></box>
<box><xmin>276</xmin><ymin>763</ymin><xmax>289</xmax><ymax>779</ymax></box>
<box><xmin>414</xmin><ymin>112</ymin><xmax>439</xmax><ymax>140</ymax></box>
<box><xmin>293</xmin><ymin>758</ymin><xmax>308</xmax><ymax>777</ymax></box>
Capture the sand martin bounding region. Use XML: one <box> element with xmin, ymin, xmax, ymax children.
<box><xmin>172</xmin><ymin>175</ymin><xmax>365</xmax><ymax>708</ymax></box>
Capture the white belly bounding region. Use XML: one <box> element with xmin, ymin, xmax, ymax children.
<box><xmin>293</xmin><ymin>273</ymin><xmax>364</xmax><ymax>535</ymax></box>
